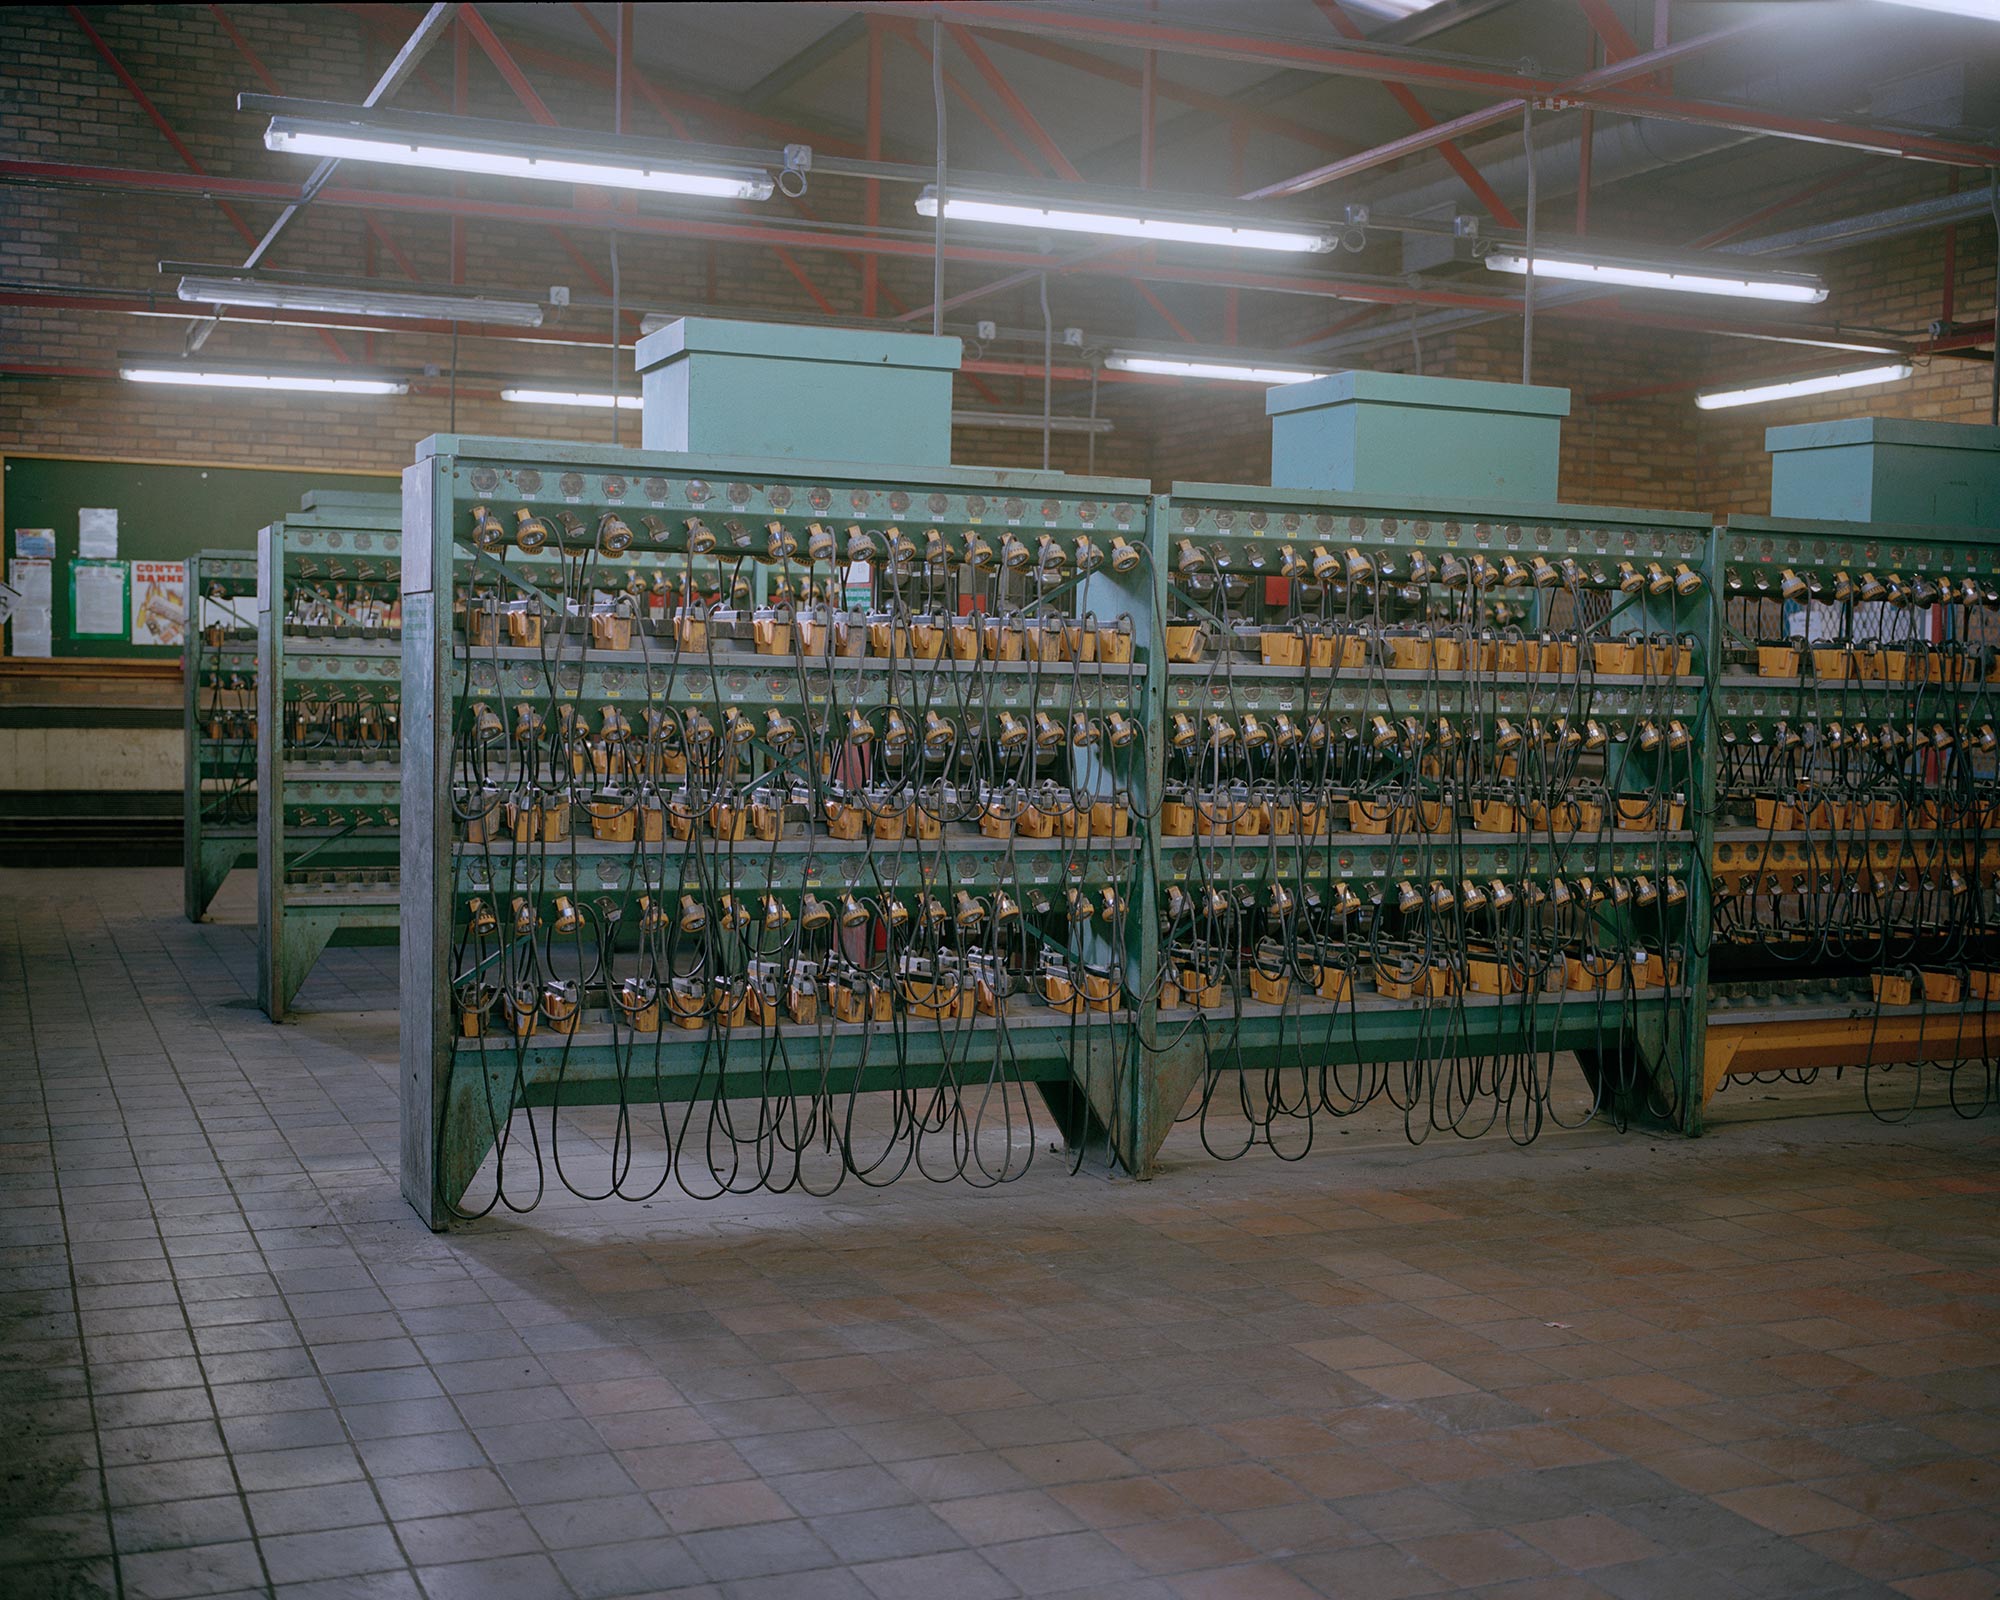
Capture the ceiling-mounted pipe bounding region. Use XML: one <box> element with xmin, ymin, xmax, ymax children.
<box><xmin>1365</xmin><ymin>45</ymin><xmax>1970</xmax><ymax>244</ymax></box>
<box><xmin>1719</xmin><ymin>187</ymin><xmax>1996</xmax><ymax>257</ymax></box>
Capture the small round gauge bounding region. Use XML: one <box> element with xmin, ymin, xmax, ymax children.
<box><xmin>602</xmin><ymin>475</ymin><xmax>627</xmax><ymax>500</ymax></box>
<box><xmin>560</xmin><ymin>472</ymin><xmax>584</xmax><ymax>498</ymax></box>
<box><xmin>470</xmin><ymin>467</ymin><xmax>498</xmax><ymax>494</ymax></box>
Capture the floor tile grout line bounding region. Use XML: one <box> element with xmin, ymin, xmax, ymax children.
<box><xmin>61</xmin><ymin>891</ymin><xmax>282</xmax><ymax>1596</ymax></box>
<box><xmin>15</xmin><ymin>901</ymin><xmax>125</xmax><ymax>1600</ymax></box>
<box><xmin>141</xmin><ymin>898</ymin><xmax>469</xmax><ymax>1597</ymax></box>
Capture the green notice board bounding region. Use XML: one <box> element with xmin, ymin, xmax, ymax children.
<box><xmin>1</xmin><ymin>454</ymin><xmax>397</xmax><ymax>658</ymax></box>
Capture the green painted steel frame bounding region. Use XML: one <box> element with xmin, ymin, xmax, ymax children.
<box><xmin>400</xmin><ymin>436</ymin><xmax>1157</xmax><ymax>1228</ymax></box>
<box><xmin>1141</xmin><ymin>483</ymin><xmax>1718</xmax><ymax>1154</ymax></box>
<box><xmin>1701</xmin><ymin>511</ymin><xmax>2000</xmax><ymax>1117</ymax></box>
<box><xmin>183</xmin><ymin>548</ymin><xmax>258</xmax><ymax>923</ymax></box>
<box><xmin>256</xmin><ymin>495</ymin><xmax>405</xmax><ymax>1021</ymax></box>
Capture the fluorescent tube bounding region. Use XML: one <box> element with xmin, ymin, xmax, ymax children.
<box><xmin>501</xmin><ymin>388</ymin><xmax>642</xmax><ymax>410</ymax></box>
<box><xmin>952</xmin><ymin>411</ymin><xmax>1115</xmax><ymax>435</ymax></box>
<box><xmin>265</xmin><ymin>122</ymin><xmax>774</xmax><ymax>200</ymax></box>
<box><xmin>179</xmin><ymin>276</ymin><xmax>545</xmax><ymax>327</ymax></box>
<box><xmin>1872</xmin><ymin>0</ymin><xmax>2000</xmax><ymax>18</ymax></box>
<box><xmin>1106</xmin><ymin>353</ymin><xmax>1325</xmax><ymax>385</ymax></box>
<box><xmin>1694</xmin><ymin>362</ymin><xmax>1914</xmax><ymax>410</ymax></box>
<box><xmin>1485</xmin><ymin>251</ymin><xmax>1827</xmax><ymax>304</ymax></box>
<box><xmin>121</xmin><ymin>366</ymin><xmax>407</xmax><ymax>395</ymax></box>
<box><xmin>916</xmin><ymin>188</ymin><xmax>1331</xmax><ymax>253</ymax></box>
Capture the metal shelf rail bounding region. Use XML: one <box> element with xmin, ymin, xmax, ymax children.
<box><xmin>257</xmin><ymin>489</ymin><xmax>404</xmax><ymax>1020</ymax></box>
<box><xmin>1701</xmin><ymin>512</ymin><xmax>2000</xmax><ymax>1118</ymax></box>
<box><xmin>400</xmin><ymin>438</ymin><xmax>1155</xmax><ymax>1227</ymax></box>
<box><xmin>1141</xmin><ymin>484</ymin><xmax>1714</xmax><ymax>1159</ymax></box>
<box><xmin>184</xmin><ymin>548</ymin><xmax>258</xmax><ymax>921</ymax></box>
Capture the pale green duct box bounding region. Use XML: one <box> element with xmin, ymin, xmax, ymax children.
<box><xmin>1268</xmin><ymin>370</ymin><xmax>1570</xmax><ymax>502</ymax></box>
<box><xmin>637</xmin><ymin>317</ymin><xmax>962</xmax><ymax>465</ymax></box>
<box><xmin>1767</xmin><ymin>418</ymin><xmax>2000</xmax><ymax>528</ymax></box>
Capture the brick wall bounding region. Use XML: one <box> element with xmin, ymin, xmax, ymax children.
<box><xmin>1</xmin><ymin>5</ymin><xmax>1994</xmax><ymax>514</ymax></box>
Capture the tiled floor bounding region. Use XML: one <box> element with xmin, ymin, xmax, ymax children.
<box><xmin>4</xmin><ymin>868</ymin><xmax>1998</xmax><ymax>1600</ymax></box>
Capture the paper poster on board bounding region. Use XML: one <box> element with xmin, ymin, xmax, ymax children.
<box><xmin>72</xmin><ymin>559</ymin><xmax>129</xmax><ymax>638</ymax></box>
<box><xmin>79</xmin><ymin>507</ymin><xmax>119</xmax><ymax>560</ymax></box>
<box><xmin>14</xmin><ymin>528</ymin><xmax>55</xmax><ymax>559</ymax></box>
<box><xmin>8</xmin><ymin>557</ymin><xmax>52</xmax><ymax>656</ymax></box>
<box><xmin>131</xmin><ymin>559</ymin><xmax>188</xmax><ymax>646</ymax></box>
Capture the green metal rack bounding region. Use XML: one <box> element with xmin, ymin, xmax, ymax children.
<box><xmin>257</xmin><ymin>489</ymin><xmax>404</xmax><ymax>1020</ymax></box>
<box><xmin>1143</xmin><ymin>484</ymin><xmax>1715</xmax><ymax>1155</ymax></box>
<box><xmin>1700</xmin><ymin>512</ymin><xmax>2000</xmax><ymax>1114</ymax></box>
<box><xmin>390</xmin><ymin>438</ymin><xmax>2000</xmax><ymax>1220</ymax></box>
<box><xmin>184</xmin><ymin>548</ymin><xmax>259</xmax><ymax>922</ymax></box>
<box><xmin>400</xmin><ymin>437</ymin><xmax>1156</xmax><ymax>1227</ymax></box>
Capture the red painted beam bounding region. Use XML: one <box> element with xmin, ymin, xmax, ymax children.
<box><xmin>921</xmin><ymin>2</ymin><xmax>1556</xmax><ymax>97</ymax></box>
<box><xmin>562</xmin><ymin>0</ymin><xmax>840</xmax><ymax>317</ymax></box>
<box><xmin>943</xmin><ymin>22</ymin><xmax>1199</xmax><ymax>344</ymax></box>
<box><xmin>206</xmin><ymin>4</ymin><xmax>425</xmax><ymax>282</ymax></box>
<box><xmin>1313</xmin><ymin>0</ymin><xmax>1520</xmax><ymax>229</ymax></box>
<box><xmin>1690</xmin><ymin>160</ymin><xmax>1874</xmax><ymax>248</ymax></box>
<box><xmin>8</xmin><ymin>157</ymin><xmax>1909</xmax><ymax>352</ymax></box>
<box><xmin>1246</xmin><ymin>19</ymin><xmax>1769</xmax><ymax>199</ymax></box>
<box><xmin>965</xmin><ymin>28</ymin><xmax>1352</xmax><ymax>157</ymax></box>
<box><xmin>67</xmin><ymin>5</ymin><xmax>352</xmax><ymax>363</ymax></box>
<box><xmin>946</xmin><ymin>24</ymin><xmax>1076</xmax><ymax>182</ymax></box>
<box><xmin>1575</xmin><ymin>0</ymin><xmax>1644</xmax><ymax>63</ymax></box>
<box><xmin>569</xmin><ymin>0</ymin><xmax>688</xmax><ymax>137</ymax></box>
<box><xmin>948</xmin><ymin>4</ymin><xmax>2000</xmax><ymax>183</ymax></box>
<box><xmin>336</xmin><ymin>1</ymin><xmax>860</xmax><ymax>154</ymax></box>
<box><xmin>451</xmin><ymin>13</ymin><xmax>468</xmax><ymax>285</ymax></box>
<box><xmin>458</xmin><ymin>4</ymin><xmax>558</xmax><ymax>127</ymax></box>
<box><xmin>883</xmin><ymin>21</ymin><xmax>1044</xmax><ymax>178</ymax></box>
<box><xmin>863</xmin><ymin>18</ymin><xmax>882</xmax><ymax>318</ymax></box>
<box><xmin>0</xmin><ymin>162</ymin><xmax>1516</xmax><ymax>307</ymax></box>
<box><xmin>0</xmin><ymin>341</ymin><xmax>1188</xmax><ymax>393</ymax></box>
<box><xmin>67</xmin><ymin>6</ymin><xmax>257</xmax><ymax>247</ymax></box>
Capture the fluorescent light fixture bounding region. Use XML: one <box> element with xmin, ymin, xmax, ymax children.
<box><xmin>952</xmin><ymin>410</ymin><xmax>1114</xmax><ymax>435</ymax></box>
<box><xmin>1873</xmin><ymin>0</ymin><xmax>2000</xmax><ymax>18</ymax></box>
<box><xmin>121</xmin><ymin>365</ymin><xmax>407</xmax><ymax>395</ymax></box>
<box><xmin>264</xmin><ymin>115</ymin><xmax>774</xmax><ymax>200</ymax></box>
<box><xmin>1485</xmin><ymin>249</ymin><xmax>1827</xmax><ymax>304</ymax></box>
<box><xmin>916</xmin><ymin>185</ymin><xmax>1332</xmax><ymax>253</ymax></box>
<box><xmin>1106</xmin><ymin>350</ymin><xmax>1327</xmax><ymax>385</ymax></box>
<box><xmin>501</xmin><ymin>387</ymin><xmax>641</xmax><ymax>410</ymax></box>
<box><xmin>178</xmin><ymin>275</ymin><xmax>544</xmax><ymax>327</ymax></box>
<box><xmin>1695</xmin><ymin>362</ymin><xmax>1914</xmax><ymax>410</ymax></box>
